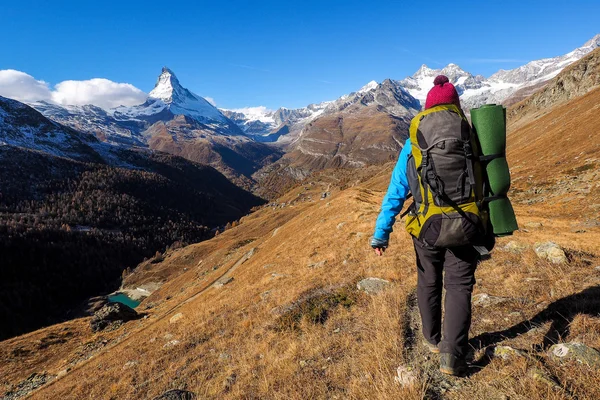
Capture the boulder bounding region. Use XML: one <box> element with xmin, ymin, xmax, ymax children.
<box><xmin>153</xmin><ymin>389</ymin><xmax>196</xmax><ymax>400</ymax></box>
<box><xmin>169</xmin><ymin>313</ymin><xmax>184</xmax><ymax>324</ymax></box>
<box><xmin>90</xmin><ymin>302</ymin><xmax>138</xmax><ymax>332</ymax></box>
<box><xmin>503</xmin><ymin>241</ymin><xmax>529</xmax><ymax>253</ymax></box>
<box><xmin>307</xmin><ymin>261</ymin><xmax>327</xmax><ymax>269</ymax></box>
<box><xmin>534</xmin><ymin>242</ymin><xmax>568</xmax><ymax>264</ymax></box>
<box><xmin>548</xmin><ymin>342</ymin><xmax>600</xmax><ymax>368</ymax></box>
<box><xmin>357</xmin><ymin>278</ymin><xmax>390</xmax><ymax>295</ymax></box>
<box><xmin>394</xmin><ymin>365</ymin><xmax>418</xmax><ymax>387</ymax></box>
<box><xmin>473</xmin><ymin>293</ymin><xmax>510</xmax><ymax>308</ymax></box>
<box><xmin>214</xmin><ymin>277</ymin><xmax>234</xmax><ymax>288</ymax></box>
<box><xmin>487</xmin><ymin>345</ymin><xmax>529</xmax><ymax>361</ymax></box>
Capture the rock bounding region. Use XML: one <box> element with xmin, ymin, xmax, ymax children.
<box><xmin>153</xmin><ymin>389</ymin><xmax>196</xmax><ymax>400</ymax></box>
<box><xmin>503</xmin><ymin>241</ymin><xmax>529</xmax><ymax>253</ymax></box>
<box><xmin>534</xmin><ymin>242</ymin><xmax>568</xmax><ymax>264</ymax></box>
<box><xmin>123</xmin><ymin>361</ymin><xmax>138</xmax><ymax>370</ymax></box>
<box><xmin>169</xmin><ymin>313</ymin><xmax>184</xmax><ymax>324</ymax></box>
<box><xmin>548</xmin><ymin>342</ymin><xmax>600</xmax><ymax>368</ymax></box>
<box><xmin>307</xmin><ymin>261</ymin><xmax>327</xmax><ymax>268</ymax></box>
<box><xmin>524</xmin><ymin>222</ymin><xmax>543</xmax><ymax>229</ymax></box>
<box><xmin>527</xmin><ymin>367</ymin><xmax>560</xmax><ymax>388</ymax></box>
<box><xmin>163</xmin><ymin>340</ymin><xmax>180</xmax><ymax>348</ymax></box>
<box><xmin>357</xmin><ymin>278</ymin><xmax>390</xmax><ymax>295</ymax></box>
<box><xmin>394</xmin><ymin>365</ymin><xmax>418</xmax><ymax>387</ymax></box>
<box><xmin>3</xmin><ymin>373</ymin><xmax>55</xmax><ymax>400</ymax></box>
<box><xmin>57</xmin><ymin>369</ymin><xmax>69</xmax><ymax>378</ymax></box>
<box><xmin>473</xmin><ymin>293</ymin><xmax>510</xmax><ymax>307</ymax></box>
<box><xmin>214</xmin><ymin>277</ymin><xmax>234</xmax><ymax>288</ymax></box>
<box><xmin>90</xmin><ymin>302</ymin><xmax>138</xmax><ymax>332</ymax></box>
<box><xmin>219</xmin><ymin>353</ymin><xmax>231</xmax><ymax>361</ymax></box>
<box><xmin>336</xmin><ymin>222</ymin><xmax>346</xmax><ymax>230</ymax></box>
<box><xmin>270</xmin><ymin>273</ymin><xmax>287</xmax><ymax>279</ymax></box>
<box><xmin>488</xmin><ymin>345</ymin><xmax>528</xmax><ymax>361</ymax></box>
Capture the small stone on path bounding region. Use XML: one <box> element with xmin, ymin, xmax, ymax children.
<box><xmin>214</xmin><ymin>277</ymin><xmax>234</xmax><ymax>288</ymax></box>
<box><xmin>169</xmin><ymin>313</ymin><xmax>184</xmax><ymax>324</ymax></box>
<box><xmin>473</xmin><ymin>293</ymin><xmax>510</xmax><ymax>308</ymax></box>
<box><xmin>357</xmin><ymin>278</ymin><xmax>390</xmax><ymax>295</ymax></box>
<box><xmin>503</xmin><ymin>241</ymin><xmax>529</xmax><ymax>253</ymax></box>
<box><xmin>394</xmin><ymin>365</ymin><xmax>418</xmax><ymax>387</ymax></box>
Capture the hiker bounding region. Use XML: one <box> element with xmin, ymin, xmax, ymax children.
<box><xmin>371</xmin><ymin>75</ymin><xmax>487</xmax><ymax>377</ymax></box>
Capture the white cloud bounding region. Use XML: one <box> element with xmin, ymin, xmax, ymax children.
<box><xmin>204</xmin><ymin>96</ymin><xmax>216</xmax><ymax>106</ymax></box>
<box><xmin>52</xmin><ymin>79</ymin><xmax>146</xmax><ymax>109</ymax></box>
<box><xmin>0</xmin><ymin>69</ymin><xmax>53</xmax><ymax>103</ymax></box>
<box><xmin>0</xmin><ymin>69</ymin><xmax>147</xmax><ymax>110</ymax></box>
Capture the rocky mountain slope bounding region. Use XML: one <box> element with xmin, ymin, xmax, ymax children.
<box><xmin>30</xmin><ymin>68</ymin><xmax>281</xmax><ymax>188</ymax></box>
<box><xmin>508</xmin><ymin>47</ymin><xmax>600</xmax><ymax>128</ymax></box>
<box><xmin>228</xmin><ymin>34</ymin><xmax>600</xmax><ymax>143</ymax></box>
<box><xmin>252</xmin><ymin>79</ymin><xmax>420</xmax><ymax>198</ymax></box>
<box><xmin>2</xmin><ymin>45</ymin><xmax>600</xmax><ymax>399</ymax></box>
<box><xmin>0</xmin><ymin>98</ymin><xmax>264</xmax><ymax>340</ymax></box>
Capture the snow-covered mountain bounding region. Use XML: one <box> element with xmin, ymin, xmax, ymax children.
<box><xmin>0</xmin><ymin>96</ymin><xmax>105</xmax><ymax>162</ymax></box>
<box><xmin>30</xmin><ymin>67</ymin><xmax>242</xmax><ymax>145</ymax></box>
<box><xmin>27</xmin><ymin>69</ymin><xmax>280</xmax><ymax>186</ymax></box>
<box><xmin>112</xmin><ymin>67</ymin><xmax>229</xmax><ymax>125</ymax></box>
<box><xmin>399</xmin><ymin>34</ymin><xmax>600</xmax><ymax>110</ymax></box>
<box><xmin>223</xmin><ymin>77</ymin><xmax>420</xmax><ymax>144</ymax></box>
<box><xmin>220</xmin><ymin>101</ymin><xmax>332</xmax><ymax>143</ymax></box>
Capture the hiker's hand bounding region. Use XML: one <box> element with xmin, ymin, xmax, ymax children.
<box><xmin>370</xmin><ymin>236</ymin><xmax>389</xmax><ymax>256</ymax></box>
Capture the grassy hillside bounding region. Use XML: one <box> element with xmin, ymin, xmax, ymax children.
<box><xmin>2</xmin><ymin>55</ymin><xmax>600</xmax><ymax>400</ymax></box>
<box><xmin>0</xmin><ymin>146</ymin><xmax>264</xmax><ymax>341</ymax></box>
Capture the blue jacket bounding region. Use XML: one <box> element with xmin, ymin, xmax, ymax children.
<box><xmin>373</xmin><ymin>138</ymin><xmax>412</xmax><ymax>241</ymax></box>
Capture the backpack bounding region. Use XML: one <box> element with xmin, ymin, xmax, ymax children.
<box><xmin>404</xmin><ymin>104</ymin><xmax>491</xmax><ymax>248</ymax></box>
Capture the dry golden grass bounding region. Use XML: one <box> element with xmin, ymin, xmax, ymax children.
<box><xmin>2</xmin><ymin>73</ymin><xmax>600</xmax><ymax>400</ymax></box>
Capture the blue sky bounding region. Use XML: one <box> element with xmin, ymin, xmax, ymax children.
<box><xmin>1</xmin><ymin>0</ymin><xmax>599</xmax><ymax>109</ymax></box>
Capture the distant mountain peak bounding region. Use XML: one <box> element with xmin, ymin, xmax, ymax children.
<box><xmin>582</xmin><ymin>33</ymin><xmax>600</xmax><ymax>49</ymax></box>
<box><xmin>414</xmin><ymin>64</ymin><xmax>436</xmax><ymax>77</ymax></box>
<box><xmin>358</xmin><ymin>80</ymin><xmax>378</xmax><ymax>93</ymax></box>
<box><xmin>149</xmin><ymin>67</ymin><xmax>186</xmax><ymax>103</ymax></box>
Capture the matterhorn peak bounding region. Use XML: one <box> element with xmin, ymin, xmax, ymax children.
<box><xmin>149</xmin><ymin>67</ymin><xmax>184</xmax><ymax>103</ymax></box>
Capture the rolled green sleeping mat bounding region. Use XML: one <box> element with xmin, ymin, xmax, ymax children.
<box><xmin>470</xmin><ymin>104</ymin><xmax>518</xmax><ymax>236</ymax></box>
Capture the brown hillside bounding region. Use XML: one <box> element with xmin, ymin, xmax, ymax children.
<box><xmin>507</xmin><ymin>85</ymin><xmax>600</xmax><ymax>218</ymax></box>
<box><xmin>508</xmin><ymin>47</ymin><xmax>600</xmax><ymax>129</ymax></box>
<box><xmin>2</xmin><ymin>52</ymin><xmax>600</xmax><ymax>400</ymax></box>
<box><xmin>254</xmin><ymin>109</ymin><xmax>409</xmax><ymax>199</ymax></box>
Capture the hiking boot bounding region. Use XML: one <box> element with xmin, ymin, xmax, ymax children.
<box><xmin>423</xmin><ymin>340</ymin><xmax>440</xmax><ymax>354</ymax></box>
<box><xmin>439</xmin><ymin>353</ymin><xmax>467</xmax><ymax>377</ymax></box>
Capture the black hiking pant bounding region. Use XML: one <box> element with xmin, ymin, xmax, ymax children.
<box><xmin>413</xmin><ymin>237</ymin><xmax>479</xmax><ymax>358</ymax></box>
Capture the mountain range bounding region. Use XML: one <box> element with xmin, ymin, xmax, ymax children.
<box><xmin>15</xmin><ymin>34</ymin><xmax>597</xmax><ymax>195</ymax></box>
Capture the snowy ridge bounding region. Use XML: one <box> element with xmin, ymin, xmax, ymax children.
<box><xmin>399</xmin><ymin>34</ymin><xmax>600</xmax><ymax>110</ymax></box>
